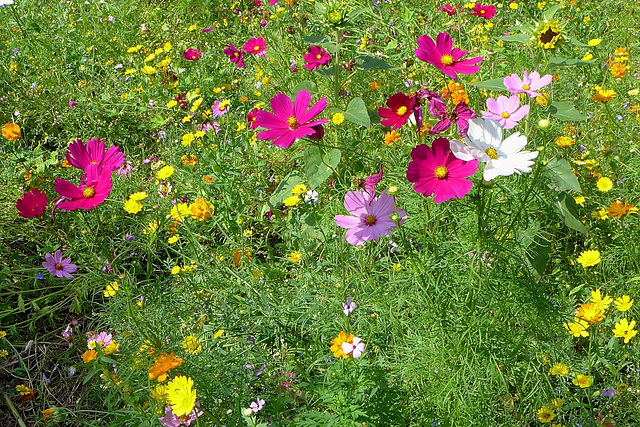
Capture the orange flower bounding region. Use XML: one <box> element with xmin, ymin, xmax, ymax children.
<box><xmin>42</xmin><ymin>408</ymin><xmax>54</xmax><ymax>419</ymax></box>
<box><xmin>610</xmin><ymin>62</ymin><xmax>629</xmax><ymax>78</ymax></box>
<box><xmin>189</xmin><ymin>198</ymin><xmax>213</xmax><ymax>221</ymax></box>
<box><xmin>2</xmin><ymin>123</ymin><xmax>21</xmax><ymax>141</ymax></box>
<box><xmin>608</xmin><ymin>200</ymin><xmax>638</xmax><ymax>220</ymax></box>
<box><xmin>233</xmin><ymin>248</ymin><xmax>251</xmax><ymax>266</ymax></box>
<box><xmin>576</xmin><ymin>302</ymin><xmax>604</xmax><ymax>324</ymax></box>
<box><xmin>82</xmin><ymin>349</ymin><xmax>98</xmax><ymax>363</ymax></box>
<box><xmin>330</xmin><ymin>331</ymin><xmax>354</xmax><ymax>359</ymax></box>
<box><xmin>149</xmin><ymin>352</ymin><xmax>184</xmax><ymax>382</ymax></box>
<box><xmin>203</xmin><ymin>175</ymin><xmax>215</xmax><ymax>183</ymax></box>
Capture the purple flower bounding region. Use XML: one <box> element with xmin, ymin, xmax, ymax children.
<box><xmin>159</xmin><ymin>402</ymin><xmax>202</xmax><ymax>427</ymax></box>
<box><xmin>36</xmin><ymin>272</ymin><xmax>44</xmax><ymax>280</ymax></box>
<box><xmin>62</xmin><ymin>324</ymin><xmax>73</xmax><ymax>340</ymax></box>
<box><xmin>343</xmin><ymin>297</ymin><xmax>357</xmax><ymax>316</ymax></box>
<box><xmin>250</xmin><ymin>398</ymin><xmax>265</xmax><ymax>412</ymax></box>
<box><xmin>42</xmin><ymin>250</ymin><xmax>77</xmax><ymax>278</ymax></box>
<box><xmin>481</xmin><ymin>95</ymin><xmax>529</xmax><ymax>129</ymax></box>
<box><xmin>342</xmin><ymin>336</ymin><xmax>366</xmax><ymax>358</ymax></box>
<box><xmin>428</xmin><ymin>98</ymin><xmax>477</xmax><ymax>138</ymax></box>
<box><xmin>125</xmin><ymin>233</ymin><xmax>135</xmax><ymax>241</ymax></box>
<box><xmin>335</xmin><ymin>190</ymin><xmax>406</xmax><ymax>246</ymax></box>
<box><xmin>503</xmin><ymin>71</ymin><xmax>552</xmax><ymax>98</ymax></box>
<box><xmin>601</xmin><ymin>387</ymin><xmax>616</xmax><ymax>398</ymax></box>
<box><xmin>69</xmin><ymin>100</ymin><xmax>77</xmax><ymax>108</ymax></box>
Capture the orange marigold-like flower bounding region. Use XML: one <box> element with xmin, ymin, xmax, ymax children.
<box><xmin>189</xmin><ymin>198</ymin><xmax>213</xmax><ymax>221</ymax></box>
<box><xmin>149</xmin><ymin>352</ymin><xmax>184</xmax><ymax>382</ymax></box>
<box><xmin>82</xmin><ymin>349</ymin><xmax>98</xmax><ymax>363</ymax></box>
<box><xmin>2</xmin><ymin>123</ymin><xmax>21</xmax><ymax>141</ymax></box>
<box><xmin>576</xmin><ymin>302</ymin><xmax>604</xmax><ymax>324</ymax></box>
<box><xmin>330</xmin><ymin>331</ymin><xmax>355</xmax><ymax>359</ymax></box>
<box><xmin>608</xmin><ymin>200</ymin><xmax>638</xmax><ymax>221</ymax></box>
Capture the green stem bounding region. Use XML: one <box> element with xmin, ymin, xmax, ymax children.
<box><xmin>604</xmin><ymin>102</ymin><xmax>632</xmax><ymax>142</ymax></box>
<box><xmin>333</xmin><ymin>28</ymin><xmax>341</xmax><ymax>107</ymax></box>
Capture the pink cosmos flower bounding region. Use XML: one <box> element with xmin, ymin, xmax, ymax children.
<box><xmin>246</xmin><ymin>108</ymin><xmax>260</xmax><ymax>129</ymax></box>
<box><xmin>342</xmin><ymin>336</ymin><xmax>365</xmax><ymax>359</ymax></box>
<box><xmin>17</xmin><ymin>188</ymin><xmax>47</xmax><ymax>218</ymax></box>
<box><xmin>54</xmin><ymin>164</ymin><xmax>113</xmax><ymax>211</ymax></box>
<box><xmin>243</xmin><ymin>37</ymin><xmax>266</xmax><ymax>56</ymax></box>
<box><xmin>159</xmin><ymin>402</ymin><xmax>202</xmax><ymax>427</ymax></box>
<box><xmin>303</xmin><ymin>46</ymin><xmax>331</xmax><ymax>72</ymax></box>
<box><xmin>334</xmin><ymin>190</ymin><xmax>406</xmax><ymax>246</ymax></box>
<box><xmin>503</xmin><ymin>71</ymin><xmax>553</xmax><ymax>98</ymax></box>
<box><xmin>415</xmin><ymin>32</ymin><xmax>483</xmax><ymax>80</ymax></box>
<box><xmin>65</xmin><ymin>138</ymin><xmax>124</xmax><ymax>173</ymax></box>
<box><xmin>182</xmin><ymin>48</ymin><xmax>202</xmax><ymax>61</ymax></box>
<box><xmin>428</xmin><ymin>98</ymin><xmax>476</xmax><ymax>138</ymax></box>
<box><xmin>365</xmin><ymin>165</ymin><xmax>383</xmax><ymax>194</ymax></box>
<box><xmin>223</xmin><ymin>43</ymin><xmax>245</xmax><ymax>68</ymax></box>
<box><xmin>438</xmin><ymin>3</ymin><xmax>457</xmax><ymax>15</ymax></box>
<box><xmin>378</xmin><ymin>93</ymin><xmax>417</xmax><ymax>130</ymax></box>
<box><xmin>481</xmin><ymin>95</ymin><xmax>530</xmax><ymax>129</ymax></box>
<box><xmin>406</xmin><ymin>138</ymin><xmax>478</xmax><ymax>203</ymax></box>
<box><xmin>255</xmin><ymin>90</ymin><xmax>328</xmax><ymax>148</ymax></box>
<box><xmin>89</xmin><ymin>332</ymin><xmax>113</xmax><ymax>348</ymax></box>
<box><xmin>250</xmin><ymin>398</ymin><xmax>265</xmax><ymax>413</ymax></box>
<box><xmin>211</xmin><ymin>100</ymin><xmax>231</xmax><ymax>117</ymax></box>
<box><xmin>43</xmin><ymin>250</ymin><xmax>77</xmax><ymax>279</ymax></box>
<box><xmin>471</xmin><ymin>3</ymin><xmax>496</xmax><ymax>19</ymax></box>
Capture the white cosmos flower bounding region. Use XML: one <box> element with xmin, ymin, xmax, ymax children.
<box><xmin>450</xmin><ymin>118</ymin><xmax>538</xmax><ymax>182</ymax></box>
<box><xmin>0</xmin><ymin>0</ymin><xmax>15</xmax><ymax>6</ymax></box>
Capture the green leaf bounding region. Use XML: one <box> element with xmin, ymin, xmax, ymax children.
<box><xmin>527</xmin><ymin>239</ymin><xmax>550</xmax><ymax>276</ymax></box>
<box><xmin>99</xmin><ymin>356</ymin><xmax>117</xmax><ymax>364</ymax></box>
<box><xmin>384</xmin><ymin>40</ymin><xmax>398</xmax><ymax>51</ymax></box>
<box><xmin>343</xmin><ymin>97</ymin><xmax>370</xmax><ymax>128</ymax></box>
<box><xmin>554</xmin><ymin>192</ymin><xmax>588</xmax><ymax>234</ymax></box>
<box><xmin>543</xmin><ymin>4</ymin><xmax>563</xmax><ymax>21</ymax></box>
<box><xmin>549</xmin><ymin>57</ymin><xmax>592</xmax><ymax>67</ymax></box>
<box><xmin>468</xmin><ymin>78</ymin><xmax>506</xmax><ymax>92</ymax></box>
<box><xmin>291</xmin><ymin>81</ymin><xmax>317</xmax><ymax>97</ymax></box>
<box><xmin>268</xmin><ymin>172</ymin><xmax>304</xmax><ymax>208</ymax></box>
<box><xmin>569</xmin><ymin>38</ymin><xmax>590</xmax><ymax>47</ymax></box>
<box><xmin>304</xmin><ymin>145</ymin><xmax>341</xmax><ymax>188</ymax></box>
<box><xmin>544</xmin><ymin>158</ymin><xmax>581</xmax><ymax>192</ymax></box>
<box><xmin>302</xmin><ymin>35</ymin><xmax>329</xmax><ymax>44</ymax></box>
<box><xmin>500</xmin><ymin>34</ymin><xmax>531</xmax><ymax>44</ymax></box>
<box><xmin>549</xmin><ymin>102</ymin><xmax>587</xmax><ymax>121</ymax></box>
<box><xmin>150</xmin><ymin>115</ymin><xmax>167</xmax><ymax>129</ymax></box>
<box><xmin>348</xmin><ymin>7</ymin><xmax>369</xmax><ymax>19</ymax></box>
<box><xmin>83</xmin><ymin>366</ymin><xmax>101</xmax><ymax>384</ymax></box>
<box><xmin>355</xmin><ymin>55</ymin><xmax>398</xmax><ymax>71</ymax></box>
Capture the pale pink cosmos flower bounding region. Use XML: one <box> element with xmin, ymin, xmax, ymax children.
<box><xmin>342</xmin><ymin>336</ymin><xmax>365</xmax><ymax>359</ymax></box>
<box><xmin>503</xmin><ymin>71</ymin><xmax>552</xmax><ymax>98</ymax></box>
<box><xmin>335</xmin><ymin>190</ymin><xmax>406</xmax><ymax>246</ymax></box>
<box><xmin>250</xmin><ymin>398</ymin><xmax>265</xmax><ymax>412</ymax></box>
<box><xmin>481</xmin><ymin>95</ymin><xmax>529</xmax><ymax>129</ymax></box>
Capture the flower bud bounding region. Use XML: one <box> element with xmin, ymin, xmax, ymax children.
<box><xmin>537</xmin><ymin>118</ymin><xmax>551</xmax><ymax>130</ymax></box>
<box><xmin>387</xmin><ymin>185</ymin><xmax>399</xmax><ymax>196</ymax></box>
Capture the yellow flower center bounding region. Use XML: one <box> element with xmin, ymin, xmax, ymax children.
<box><xmin>522</xmin><ymin>84</ymin><xmax>531</xmax><ymax>90</ymax></box>
<box><xmin>83</xmin><ymin>187</ymin><xmax>96</xmax><ymax>198</ymax></box>
<box><xmin>480</xmin><ymin>10</ymin><xmax>485</xmax><ymax>14</ymax></box>
<box><xmin>434</xmin><ymin>165</ymin><xmax>448</xmax><ymax>179</ymax></box>
<box><xmin>365</xmin><ymin>214</ymin><xmax>376</xmax><ymax>225</ymax></box>
<box><xmin>287</xmin><ymin>116</ymin><xmax>299</xmax><ymax>129</ymax></box>
<box><xmin>485</xmin><ymin>147</ymin><xmax>498</xmax><ymax>159</ymax></box>
<box><xmin>441</xmin><ymin>55</ymin><xmax>454</xmax><ymax>65</ymax></box>
<box><xmin>254</xmin><ymin>45</ymin><xmax>260</xmax><ymax>51</ymax></box>
<box><xmin>501</xmin><ymin>112</ymin><xmax>511</xmax><ymax>119</ymax></box>
<box><xmin>396</xmin><ymin>106</ymin><xmax>407</xmax><ymax>116</ymax></box>
<box><xmin>316</xmin><ymin>54</ymin><xmax>322</xmax><ymax>59</ymax></box>
<box><xmin>91</xmin><ymin>160</ymin><xmax>98</xmax><ymax>165</ymax></box>
<box><xmin>55</xmin><ymin>263</ymin><xmax>63</xmax><ymax>270</ymax></box>
<box><xmin>234</xmin><ymin>52</ymin><xmax>239</xmax><ymax>57</ymax></box>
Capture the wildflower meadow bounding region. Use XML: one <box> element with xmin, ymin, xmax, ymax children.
<box><xmin>2</xmin><ymin>0</ymin><xmax>640</xmax><ymax>425</ymax></box>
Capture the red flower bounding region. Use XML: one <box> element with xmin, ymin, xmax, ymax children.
<box><xmin>378</xmin><ymin>93</ymin><xmax>417</xmax><ymax>130</ymax></box>
<box><xmin>183</xmin><ymin>48</ymin><xmax>202</xmax><ymax>61</ymax></box>
<box><xmin>303</xmin><ymin>46</ymin><xmax>331</xmax><ymax>72</ymax></box>
<box><xmin>16</xmin><ymin>188</ymin><xmax>47</xmax><ymax>218</ymax></box>
<box><xmin>471</xmin><ymin>3</ymin><xmax>496</xmax><ymax>19</ymax></box>
<box><xmin>54</xmin><ymin>165</ymin><xmax>113</xmax><ymax>211</ymax></box>
<box><xmin>223</xmin><ymin>43</ymin><xmax>245</xmax><ymax>68</ymax></box>
<box><xmin>415</xmin><ymin>32</ymin><xmax>483</xmax><ymax>80</ymax></box>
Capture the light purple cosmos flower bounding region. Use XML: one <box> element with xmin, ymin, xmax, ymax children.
<box><xmin>250</xmin><ymin>398</ymin><xmax>265</xmax><ymax>413</ymax></box>
<box><xmin>503</xmin><ymin>71</ymin><xmax>552</xmax><ymax>98</ymax></box>
<box><xmin>428</xmin><ymin>98</ymin><xmax>477</xmax><ymax>138</ymax></box>
<box><xmin>159</xmin><ymin>402</ymin><xmax>202</xmax><ymax>427</ymax></box>
<box><xmin>343</xmin><ymin>297</ymin><xmax>357</xmax><ymax>316</ymax></box>
<box><xmin>601</xmin><ymin>387</ymin><xmax>615</xmax><ymax>398</ymax></box>
<box><xmin>335</xmin><ymin>190</ymin><xmax>406</xmax><ymax>246</ymax></box>
<box><xmin>481</xmin><ymin>95</ymin><xmax>529</xmax><ymax>129</ymax></box>
<box><xmin>42</xmin><ymin>250</ymin><xmax>77</xmax><ymax>278</ymax></box>
<box><xmin>342</xmin><ymin>336</ymin><xmax>365</xmax><ymax>359</ymax></box>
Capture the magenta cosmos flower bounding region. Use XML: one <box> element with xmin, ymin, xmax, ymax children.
<box><xmin>43</xmin><ymin>250</ymin><xmax>77</xmax><ymax>278</ymax></box>
<box><xmin>415</xmin><ymin>32</ymin><xmax>483</xmax><ymax>80</ymax></box>
<box><xmin>335</xmin><ymin>190</ymin><xmax>406</xmax><ymax>246</ymax></box>
<box><xmin>471</xmin><ymin>3</ymin><xmax>496</xmax><ymax>19</ymax></box>
<box><xmin>255</xmin><ymin>90</ymin><xmax>328</xmax><ymax>148</ymax></box>
<box><xmin>438</xmin><ymin>3</ymin><xmax>457</xmax><ymax>15</ymax></box>
<box><xmin>303</xmin><ymin>46</ymin><xmax>331</xmax><ymax>72</ymax></box>
<box><xmin>378</xmin><ymin>93</ymin><xmax>417</xmax><ymax>130</ymax></box>
<box><xmin>407</xmin><ymin>138</ymin><xmax>478</xmax><ymax>203</ymax></box>
<box><xmin>503</xmin><ymin>71</ymin><xmax>553</xmax><ymax>98</ymax></box>
<box><xmin>54</xmin><ymin>165</ymin><xmax>113</xmax><ymax>211</ymax></box>
<box><xmin>243</xmin><ymin>37</ymin><xmax>266</xmax><ymax>56</ymax></box>
<box><xmin>481</xmin><ymin>95</ymin><xmax>530</xmax><ymax>129</ymax></box>
<box><xmin>428</xmin><ymin>98</ymin><xmax>476</xmax><ymax>138</ymax></box>
<box><xmin>17</xmin><ymin>188</ymin><xmax>47</xmax><ymax>218</ymax></box>
<box><xmin>65</xmin><ymin>138</ymin><xmax>124</xmax><ymax>172</ymax></box>
<box><xmin>223</xmin><ymin>43</ymin><xmax>245</xmax><ymax>68</ymax></box>
<box><xmin>183</xmin><ymin>48</ymin><xmax>202</xmax><ymax>61</ymax></box>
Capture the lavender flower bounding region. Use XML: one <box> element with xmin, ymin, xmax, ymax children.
<box><xmin>42</xmin><ymin>250</ymin><xmax>77</xmax><ymax>279</ymax></box>
<box><xmin>343</xmin><ymin>297</ymin><xmax>357</xmax><ymax>316</ymax></box>
<box><xmin>250</xmin><ymin>398</ymin><xmax>265</xmax><ymax>412</ymax></box>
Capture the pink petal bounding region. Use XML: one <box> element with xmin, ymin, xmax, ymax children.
<box><xmin>335</xmin><ymin>214</ymin><xmax>361</xmax><ymax>229</ymax></box>
<box><xmin>270</xmin><ymin>93</ymin><xmax>294</xmax><ymax>118</ymax></box>
<box><xmin>435</xmin><ymin>32</ymin><xmax>453</xmax><ymax>54</ymax></box>
<box><xmin>293</xmin><ymin>90</ymin><xmax>311</xmax><ymax>120</ymax></box>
